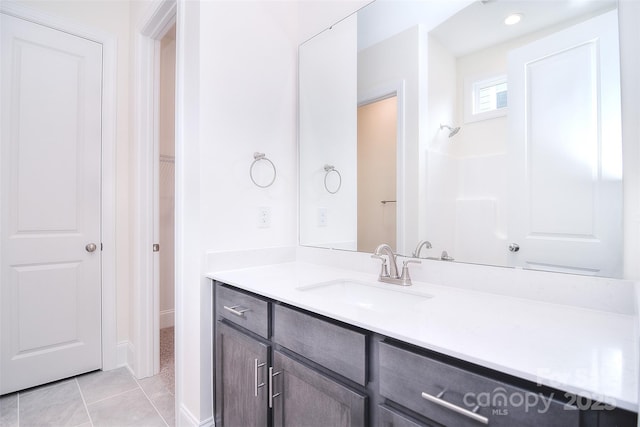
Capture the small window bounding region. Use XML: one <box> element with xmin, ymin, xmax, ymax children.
<box><xmin>464</xmin><ymin>74</ymin><xmax>508</xmax><ymax>123</ymax></box>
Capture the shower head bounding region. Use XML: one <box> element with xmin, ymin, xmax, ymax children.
<box><xmin>440</xmin><ymin>123</ymin><xmax>461</xmax><ymax>138</ymax></box>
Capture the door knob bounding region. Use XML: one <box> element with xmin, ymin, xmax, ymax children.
<box><xmin>508</xmin><ymin>243</ymin><xmax>520</xmax><ymax>252</ymax></box>
<box><xmin>85</xmin><ymin>243</ymin><xmax>97</xmax><ymax>253</ymax></box>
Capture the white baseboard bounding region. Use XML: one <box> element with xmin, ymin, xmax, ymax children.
<box><xmin>178</xmin><ymin>403</ymin><xmax>214</xmax><ymax>427</ymax></box>
<box><xmin>116</xmin><ymin>341</ymin><xmax>128</xmax><ymax>368</ymax></box>
<box><xmin>160</xmin><ymin>309</ymin><xmax>175</xmax><ymax>329</ymax></box>
<box><xmin>116</xmin><ymin>340</ymin><xmax>135</xmax><ymax>375</ymax></box>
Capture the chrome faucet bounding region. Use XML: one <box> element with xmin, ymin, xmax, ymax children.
<box><xmin>412</xmin><ymin>240</ymin><xmax>432</xmax><ymax>258</ymax></box>
<box><xmin>373</xmin><ymin>244</ymin><xmax>399</xmax><ymax>278</ymax></box>
<box><xmin>372</xmin><ymin>243</ymin><xmax>421</xmax><ymax>286</ymax></box>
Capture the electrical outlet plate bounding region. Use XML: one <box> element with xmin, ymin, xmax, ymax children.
<box><xmin>258</xmin><ymin>206</ymin><xmax>271</xmax><ymax>228</ymax></box>
<box><xmin>318</xmin><ymin>207</ymin><xmax>328</xmax><ymax>227</ymax></box>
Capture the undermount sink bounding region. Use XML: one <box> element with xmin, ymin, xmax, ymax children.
<box><xmin>296</xmin><ymin>279</ymin><xmax>432</xmax><ymax>313</ymax></box>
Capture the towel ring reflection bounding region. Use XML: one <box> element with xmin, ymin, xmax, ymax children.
<box><xmin>323</xmin><ymin>164</ymin><xmax>342</xmax><ymax>194</ymax></box>
<box><xmin>250</xmin><ymin>152</ymin><xmax>276</xmax><ymax>188</ymax></box>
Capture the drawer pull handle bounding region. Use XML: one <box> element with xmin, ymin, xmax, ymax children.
<box><xmin>269</xmin><ymin>367</ymin><xmax>282</xmax><ymax>409</ymax></box>
<box><xmin>254</xmin><ymin>359</ymin><xmax>266</xmax><ymax>397</ymax></box>
<box><xmin>421</xmin><ymin>391</ymin><xmax>489</xmax><ymax>425</ymax></box>
<box><xmin>223</xmin><ymin>305</ymin><xmax>251</xmax><ymax>317</ymax></box>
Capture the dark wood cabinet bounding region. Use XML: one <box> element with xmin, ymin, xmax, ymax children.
<box><xmin>214</xmin><ymin>283</ymin><xmax>367</xmax><ymax>427</ymax></box>
<box><xmin>378</xmin><ymin>404</ymin><xmax>433</xmax><ymax>427</ymax></box>
<box><xmin>216</xmin><ymin>321</ymin><xmax>269</xmax><ymax>427</ymax></box>
<box><xmin>273</xmin><ymin>304</ymin><xmax>367</xmax><ymax>386</ymax></box>
<box><xmin>379</xmin><ymin>341</ymin><xmax>579</xmax><ymax>427</ymax></box>
<box><xmin>272</xmin><ymin>350</ymin><xmax>367</xmax><ymax>427</ymax></box>
<box><xmin>213</xmin><ymin>281</ymin><xmax>638</xmax><ymax>427</ymax></box>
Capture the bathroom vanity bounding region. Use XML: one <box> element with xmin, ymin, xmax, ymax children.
<box><xmin>210</xmin><ymin>262</ymin><xmax>638</xmax><ymax>427</ymax></box>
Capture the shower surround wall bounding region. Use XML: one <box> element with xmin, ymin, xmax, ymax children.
<box><xmin>426</xmin><ymin>33</ymin><xmax>512</xmax><ymax>267</ymax></box>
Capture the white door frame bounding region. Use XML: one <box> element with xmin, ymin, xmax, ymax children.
<box><xmin>132</xmin><ymin>0</ymin><xmax>176</xmax><ymax>379</ymax></box>
<box><xmin>0</xmin><ymin>1</ymin><xmax>118</xmax><ymax>371</ymax></box>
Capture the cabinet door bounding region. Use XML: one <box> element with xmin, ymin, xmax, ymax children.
<box><xmin>379</xmin><ymin>404</ymin><xmax>432</xmax><ymax>427</ymax></box>
<box><xmin>272</xmin><ymin>350</ymin><xmax>367</xmax><ymax>427</ymax></box>
<box><xmin>216</xmin><ymin>321</ymin><xmax>269</xmax><ymax>427</ymax></box>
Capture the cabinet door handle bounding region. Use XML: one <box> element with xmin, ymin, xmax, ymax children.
<box><xmin>268</xmin><ymin>367</ymin><xmax>282</xmax><ymax>408</ymax></box>
<box><xmin>223</xmin><ymin>305</ymin><xmax>251</xmax><ymax>317</ymax></box>
<box><xmin>421</xmin><ymin>391</ymin><xmax>489</xmax><ymax>425</ymax></box>
<box><xmin>254</xmin><ymin>358</ymin><xmax>266</xmax><ymax>397</ymax></box>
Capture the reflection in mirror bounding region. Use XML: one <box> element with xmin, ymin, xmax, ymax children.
<box><xmin>299</xmin><ymin>0</ymin><xmax>624</xmax><ymax>278</ymax></box>
<box><xmin>299</xmin><ymin>13</ymin><xmax>358</xmax><ymax>250</ymax></box>
<box><xmin>357</xmin><ymin>96</ymin><xmax>397</xmax><ymax>253</ymax></box>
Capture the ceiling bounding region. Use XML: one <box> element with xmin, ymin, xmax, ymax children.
<box><xmin>429</xmin><ymin>0</ymin><xmax>617</xmax><ymax>57</ymax></box>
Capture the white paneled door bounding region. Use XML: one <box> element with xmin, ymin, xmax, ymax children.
<box><xmin>507</xmin><ymin>10</ymin><xmax>622</xmax><ymax>277</ymax></box>
<box><xmin>1</xmin><ymin>14</ymin><xmax>102</xmax><ymax>394</ymax></box>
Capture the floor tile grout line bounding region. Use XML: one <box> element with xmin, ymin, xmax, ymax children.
<box><xmin>132</xmin><ymin>376</ymin><xmax>170</xmax><ymax>427</ymax></box>
<box><xmin>81</xmin><ymin>385</ymin><xmax>141</xmax><ymax>407</ymax></box>
<box><xmin>17</xmin><ymin>379</ymin><xmax>75</xmax><ymax>398</ymax></box>
<box><xmin>75</xmin><ymin>378</ymin><xmax>94</xmax><ymax>427</ymax></box>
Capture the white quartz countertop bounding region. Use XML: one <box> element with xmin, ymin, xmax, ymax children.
<box><xmin>208</xmin><ymin>262</ymin><xmax>638</xmax><ymax>412</ymax></box>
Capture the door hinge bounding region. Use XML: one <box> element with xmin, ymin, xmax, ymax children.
<box><xmin>101</xmin><ymin>243</ymin><xmax>103</xmax><ymax>251</ymax></box>
<box><xmin>153</xmin><ymin>243</ymin><xmax>160</xmax><ymax>252</ymax></box>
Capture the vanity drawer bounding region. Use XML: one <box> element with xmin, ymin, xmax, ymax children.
<box><xmin>273</xmin><ymin>304</ymin><xmax>367</xmax><ymax>386</ymax></box>
<box><xmin>379</xmin><ymin>342</ymin><xmax>579</xmax><ymax>427</ymax></box>
<box><xmin>216</xmin><ymin>284</ymin><xmax>269</xmax><ymax>339</ymax></box>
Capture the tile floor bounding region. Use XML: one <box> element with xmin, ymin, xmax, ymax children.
<box><xmin>0</xmin><ymin>367</ymin><xmax>175</xmax><ymax>427</ymax></box>
<box><xmin>0</xmin><ymin>327</ymin><xmax>175</xmax><ymax>427</ymax></box>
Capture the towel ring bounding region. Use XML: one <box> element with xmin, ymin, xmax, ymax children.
<box><xmin>250</xmin><ymin>152</ymin><xmax>276</xmax><ymax>188</ymax></box>
<box><xmin>323</xmin><ymin>164</ymin><xmax>342</xmax><ymax>194</ymax></box>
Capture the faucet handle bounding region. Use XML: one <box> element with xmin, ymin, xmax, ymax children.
<box><xmin>371</xmin><ymin>254</ymin><xmax>389</xmax><ymax>277</ymax></box>
<box><xmin>400</xmin><ymin>258</ymin><xmax>421</xmax><ymax>284</ymax></box>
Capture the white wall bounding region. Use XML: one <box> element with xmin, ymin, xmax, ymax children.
<box><xmin>619</xmin><ymin>0</ymin><xmax>640</xmax><ymax>281</ymax></box>
<box><xmin>177</xmin><ymin>1</ymin><xmax>367</xmax><ymax>423</ymax></box>
<box><xmin>173</xmin><ymin>0</ymin><xmax>202</xmax><ymax>424</ymax></box>
<box><xmin>175</xmin><ymin>0</ymin><xmax>301</xmax><ymax>423</ymax></box>
<box><xmin>297</xmin><ymin>0</ymin><xmax>370</xmax><ymax>44</ymax></box>
<box><xmin>13</xmin><ymin>0</ymin><xmax>132</xmax><ymax>345</ymax></box>
<box><xmin>199</xmin><ymin>1</ymin><xmax>298</xmax><ymax>253</ymax></box>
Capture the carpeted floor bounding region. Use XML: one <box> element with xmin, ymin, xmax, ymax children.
<box><xmin>159</xmin><ymin>326</ymin><xmax>175</xmax><ymax>394</ymax></box>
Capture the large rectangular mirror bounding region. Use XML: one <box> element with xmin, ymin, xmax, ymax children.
<box><xmin>299</xmin><ymin>0</ymin><xmax>624</xmax><ymax>278</ymax></box>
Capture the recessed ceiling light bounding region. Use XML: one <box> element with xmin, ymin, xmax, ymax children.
<box><xmin>504</xmin><ymin>13</ymin><xmax>523</xmax><ymax>26</ymax></box>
